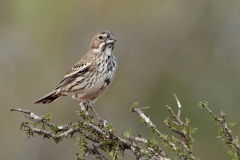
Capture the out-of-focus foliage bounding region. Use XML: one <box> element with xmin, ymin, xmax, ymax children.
<box><xmin>2</xmin><ymin>1</ymin><xmax>240</xmax><ymax>160</ymax></box>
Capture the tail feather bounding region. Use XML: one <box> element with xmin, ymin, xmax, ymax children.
<box><xmin>34</xmin><ymin>90</ymin><xmax>60</xmax><ymax>104</ymax></box>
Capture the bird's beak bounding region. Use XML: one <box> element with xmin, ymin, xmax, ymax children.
<box><xmin>106</xmin><ymin>34</ymin><xmax>116</xmax><ymax>44</ymax></box>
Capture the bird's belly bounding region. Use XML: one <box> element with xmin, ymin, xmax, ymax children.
<box><xmin>70</xmin><ymin>71</ymin><xmax>114</xmax><ymax>100</ymax></box>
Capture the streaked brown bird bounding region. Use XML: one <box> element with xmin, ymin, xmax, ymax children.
<box><xmin>34</xmin><ymin>31</ymin><xmax>117</xmax><ymax>118</ymax></box>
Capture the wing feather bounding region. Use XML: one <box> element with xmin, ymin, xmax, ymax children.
<box><xmin>55</xmin><ymin>54</ymin><xmax>95</xmax><ymax>89</ymax></box>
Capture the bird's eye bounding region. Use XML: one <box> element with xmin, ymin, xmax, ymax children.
<box><xmin>98</xmin><ymin>36</ymin><xmax>103</xmax><ymax>40</ymax></box>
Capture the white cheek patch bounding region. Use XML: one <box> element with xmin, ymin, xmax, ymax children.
<box><xmin>99</xmin><ymin>42</ymin><xmax>106</xmax><ymax>50</ymax></box>
<box><xmin>92</xmin><ymin>49</ymin><xmax>101</xmax><ymax>54</ymax></box>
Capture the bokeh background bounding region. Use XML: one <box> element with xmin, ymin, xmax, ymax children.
<box><xmin>1</xmin><ymin>1</ymin><xmax>240</xmax><ymax>159</ymax></box>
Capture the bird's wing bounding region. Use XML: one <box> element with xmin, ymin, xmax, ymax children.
<box><xmin>55</xmin><ymin>54</ymin><xmax>95</xmax><ymax>89</ymax></box>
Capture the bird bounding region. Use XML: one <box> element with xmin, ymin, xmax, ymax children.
<box><xmin>34</xmin><ymin>31</ymin><xmax>117</xmax><ymax>119</ymax></box>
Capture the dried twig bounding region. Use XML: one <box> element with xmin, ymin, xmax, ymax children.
<box><xmin>173</xmin><ymin>94</ymin><xmax>181</xmax><ymax>119</ymax></box>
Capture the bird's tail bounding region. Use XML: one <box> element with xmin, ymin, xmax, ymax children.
<box><xmin>34</xmin><ymin>90</ymin><xmax>60</xmax><ymax>104</ymax></box>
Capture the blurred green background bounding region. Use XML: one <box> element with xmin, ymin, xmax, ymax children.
<box><xmin>1</xmin><ymin>0</ymin><xmax>240</xmax><ymax>159</ymax></box>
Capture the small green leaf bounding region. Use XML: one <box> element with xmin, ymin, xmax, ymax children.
<box><xmin>130</xmin><ymin>102</ymin><xmax>140</xmax><ymax>112</ymax></box>
<box><xmin>44</xmin><ymin>113</ymin><xmax>52</xmax><ymax>121</ymax></box>
<box><xmin>185</xmin><ymin>118</ymin><xmax>190</xmax><ymax>125</ymax></box>
<box><xmin>123</xmin><ymin>130</ymin><xmax>132</xmax><ymax>139</ymax></box>
<box><xmin>198</xmin><ymin>101</ymin><xmax>208</xmax><ymax>108</ymax></box>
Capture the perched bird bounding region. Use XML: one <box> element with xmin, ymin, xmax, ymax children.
<box><xmin>34</xmin><ymin>31</ymin><xmax>117</xmax><ymax>118</ymax></box>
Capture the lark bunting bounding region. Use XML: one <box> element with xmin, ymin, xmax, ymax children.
<box><xmin>34</xmin><ymin>31</ymin><xmax>117</xmax><ymax>118</ymax></box>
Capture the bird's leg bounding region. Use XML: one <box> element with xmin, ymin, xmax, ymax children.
<box><xmin>89</xmin><ymin>107</ymin><xmax>101</xmax><ymax>120</ymax></box>
<box><xmin>87</xmin><ymin>99</ymin><xmax>102</xmax><ymax>120</ymax></box>
<box><xmin>90</xmin><ymin>107</ymin><xmax>108</xmax><ymax>126</ymax></box>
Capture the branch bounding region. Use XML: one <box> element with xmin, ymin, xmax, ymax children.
<box><xmin>10</xmin><ymin>108</ymin><xmax>74</xmax><ymax>131</ymax></box>
<box><xmin>173</xmin><ymin>94</ymin><xmax>181</xmax><ymax>119</ymax></box>
<box><xmin>131</xmin><ymin>95</ymin><xmax>197</xmax><ymax>160</ymax></box>
<box><xmin>11</xmin><ymin>107</ymin><xmax>168</xmax><ymax>160</ymax></box>
<box><xmin>164</xmin><ymin>95</ymin><xmax>196</xmax><ymax>159</ymax></box>
<box><xmin>199</xmin><ymin>101</ymin><xmax>240</xmax><ymax>159</ymax></box>
<box><xmin>220</xmin><ymin>111</ymin><xmax>240</xmax><ymax>154</ymax></box>
<box><xmin>132</xmin><ymin>107</ymin><xmax>176</xmax><ymax>152</ymax></box>
<box><xmin>11</xmin><ymin>95</ymin><xmax>196</xmax><ymax>160</ymax></box>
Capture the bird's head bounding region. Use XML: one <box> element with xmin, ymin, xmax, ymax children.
<box><xmin>90</xmin><ymin>31</ymin><xmax>116</xmax><ymax>51</ymax></box>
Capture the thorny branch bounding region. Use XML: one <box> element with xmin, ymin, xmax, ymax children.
<box><xmin>10</xmin><ymin>108</ymin><xmax>75</xmax><ymax>131</ymax></box>
<box><xmin>164</xmin><ymin>94</ymin><xmax>196</xmax><ymax>160</ymax></box>
<box><xmin>132</xmin><ymin>107</ymin><xmax>176</xmax><ymax>152</ymax></box>
<box><xmin>10</xmin><ymin>107</ymin><xmax>168</xmax><ymax>160</ymax></box>
<box><xmin>173</xmin><ymin>94</ymin><xmax>181</xmax><ymax>119</ymax></box>
<box><xmin>199</xmin><ymin>102</ymin><xmax>240</xmax><ymax>158</ymax></box>
<box><xmin>10</xmin><ymin>96</ymin><xmax>240</xmax><ymax>159</ymax></box>
<box><xmin>131</xmin><ymin>94</ymin><xmax>197</xmax><ymax>160</ymax></box>
<box><xmin>10</xmin><ymin>94</ymin><xmax>198</xmax><ymax>160</ymax></box>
